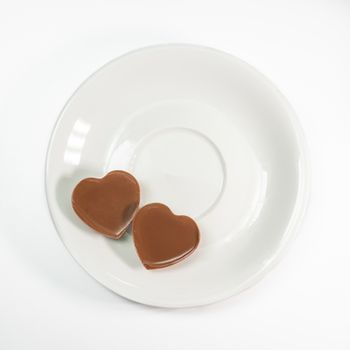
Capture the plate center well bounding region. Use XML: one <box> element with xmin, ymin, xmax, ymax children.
<box><xmin>131</xmin><ymin>127</ymin><xmax>225</xmax><ymax>218</ymax></box>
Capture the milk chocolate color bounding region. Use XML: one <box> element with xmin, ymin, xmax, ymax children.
<box><xmin>72</xmin><ymin>170</ymin><xmax>140</xmax><ymax>239</ymax></box>
<box><xmin>132</xmin><ymin>203</ymin><xmax>200</xmax><ymax>269</ymax></box>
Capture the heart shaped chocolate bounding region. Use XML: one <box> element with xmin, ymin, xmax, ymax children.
<box><xmin>72</xmin><ymin>170</ymin><xmax>140</xmax><ymax>239</ymax></box>
<box><xmin>132</xmin><ymin>203</ymin><xmax>200</xmax><ymax>269</ymax></box>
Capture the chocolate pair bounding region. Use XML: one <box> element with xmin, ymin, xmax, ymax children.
<box><xmin>72</xmin><ymin>171</ymin><xmax>200</xmax><ymax>269</ymax></box>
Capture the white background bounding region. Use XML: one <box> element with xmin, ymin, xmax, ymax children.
<box><xmin>0</xmin><ymin>0</ymin><xmax>349</xmax><ymax>349</ymax></box>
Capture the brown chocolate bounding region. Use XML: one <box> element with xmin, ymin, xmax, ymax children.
<box><xmin>132</xmin><ymin>203</ymin><xmax>200</xmax><ymax>269</ymax></box>
<box><xmin>72</xmin><ymin>170</ymin><xmax>140</xmax><ymax>239</ymax></box>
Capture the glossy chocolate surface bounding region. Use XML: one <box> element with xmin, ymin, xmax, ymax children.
<box><xmin>132</xmin><ymin>203</ymin><xmax>200</xmax><ymax>269</ymax></box>
<box><xmin>72</xmin><ymin>171</ymin><xmax>140</xmax><ymax>239</ymax></box>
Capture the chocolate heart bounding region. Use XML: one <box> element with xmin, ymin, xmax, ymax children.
<box><xmin>132</xmin><ymin>203</ymin><xmax>200</xmax><ymax>269</ymax></box>
<box><xmin>72</xmin><ymin>170</ymin><xmax>140</xmax><ymax>239</ymax></box>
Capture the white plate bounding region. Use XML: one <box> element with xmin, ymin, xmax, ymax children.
<box><xmin>46</xmin><ymin>44</ymin><xmax>309</xmax><ymax>307</ymax></box>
